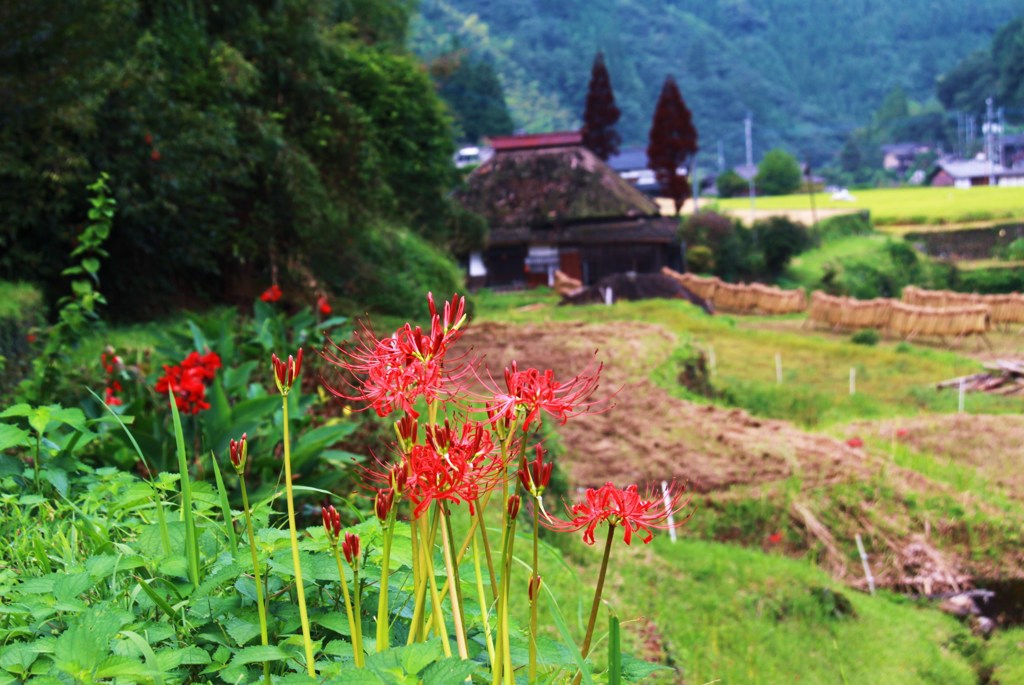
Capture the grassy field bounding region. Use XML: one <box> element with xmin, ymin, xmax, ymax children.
<box><xmin>716</xmin><ymin>186</ymin><xmax>1024</xmax><ymax>226</ymax></box>
<box><xmin>0</xmin><ymin>280</ymin><xmax>42</xmax><ymax>319</ymax></box>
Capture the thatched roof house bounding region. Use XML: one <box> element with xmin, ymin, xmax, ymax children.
<box><xmin>455</xmin><ymin>132</ymin><xmax>681</xmax><ymax>288</ymax></box>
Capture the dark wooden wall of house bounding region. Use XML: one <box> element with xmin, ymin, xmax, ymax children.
<box><xmin>579</xmin><ymin>244</ymin><xmax>681</xmax><ymax>284</ymax></box>
<box><xmin>484</xmin><ymin>245</ymin><xmax>529</xmax><ymax>288</ymax></box>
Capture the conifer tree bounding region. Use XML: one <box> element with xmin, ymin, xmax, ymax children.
<box><xmin>647</xmin><ymin>75</ymin><xmax>698</xmax><ymax>215</ymax></box>
<box><xmin>581</xmin><ymin>51</ymin><xmax>621</xmax><ymax>160</ymax></box>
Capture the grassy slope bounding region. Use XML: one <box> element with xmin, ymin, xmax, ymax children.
<box><xmin>475</xmin><ymin>290</ymin><xmax>1024</xmax><ymax>683</ymax></box>
<box><xmin>717</xmin><ymin>186</ymin><xmax>1024</xmax><ymax>225</ymax></box>
<box><xmin>0</xmin><ymin>281</ymin><xmax>42</xmax><ymax>319</ymax></box>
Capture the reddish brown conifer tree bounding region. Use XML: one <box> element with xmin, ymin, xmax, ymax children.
<box><xmin>647</xmin><ymin>75</ymin><xmax>699</xmax><ymax>215</ymax></box>
<box><xmin>581</xmin><ymin>52</ymin><xmax>621</xmax><ymax>161</ymax></box>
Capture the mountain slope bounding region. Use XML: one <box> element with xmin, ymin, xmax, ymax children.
<box><xmin>412</xmin><ymin>0</ymin><xmax>1024</xmax><ymax>164</ymax></box>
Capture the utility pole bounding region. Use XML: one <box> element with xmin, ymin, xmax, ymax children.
<box><xmin>745</xmin><ymin>113</ymin><xmax>756</xmax><ymax>225</ymax></box>
<box><xmin>986</xmin><ymin>97</ymin><xmax>996</xmax><ymax>186</ymax></box>
<box><xmin>805</xmin><ymin>158</ymin><xmax>818</xmax><ymax>229</ymax></box>
<box><xmin>956</xmin><ymin>111</ymin><xmax>963</xmax><ymax>159</ymax></box>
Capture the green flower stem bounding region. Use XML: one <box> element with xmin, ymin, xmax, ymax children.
<box><xmin>332</xmin><ymin>545</ymin><xmax>364</xmax><ymax>667</ymax></box>
<box><xmin>375</xmin><ymin>509</ymin><xmax>397</xmax><ymax>651</ymax></box>
<box><xmin>472</xmin><ymin>530</ymin><xmax>496</xmax><ymax>667</ymax></box>
<box><xmin>239</xmin><ymin>478</ymin><xmax>271</xmax><ymax>684</ymax></box>
<box><xmin>491</xmin><ymin>508</ymin><xmax>518</xmax><ymax>685</ymax></box>
<box><xmin>423</xmin><ymin>521</ymin><xmax>452</xmax><ymax>657</ymax></box>
<box><xmin>439</xmin><ymin>505</ymin><xmax>470</xmax><ymax>659</ymax></box>
<box><xmin>529</xmin><ymin>502</ymin><xmax>540</xmax><ymax>682</ymax></box>
<box><xmin>281</xmin><ymin>395</ymin><xmax>316</xmax><ymax>676</ymax></box>
<box><xmin>407</xmin><ymin>516</ymin><xmax>428</xmax><ymax>645</ymax></box>
<box><xmin>574</xmin><ymin>524</ymin><xmax>617</xmax><ymax>685</ymax></box>
<box><xmin>352</xmin><ymin>562</ymin><xmax>365</xmax><ymax>664</ymax></box>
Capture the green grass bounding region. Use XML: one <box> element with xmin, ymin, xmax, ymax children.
<box><xmin>0</xmin><ymin>281</ymin><xmax>43</xmax><ymax>319</ymax></box>
<box><xmin>986</xmin><ymin>627</ymin><xmax>1024</xmax><ymax>684</ymax></box>
<box><xmin>537</xmin><ymin>535</ymin><xmax>982</xmax><ymax>685</ymax></box>
<box><xmin>785</xmin><ymin>233</ymin><xmax>891</xmax><ymax>287</ymax></box>
<box><xmin>717</xmin><ymin>186</ymin><xmax>1024</xmax><ymax>226</ymax></box>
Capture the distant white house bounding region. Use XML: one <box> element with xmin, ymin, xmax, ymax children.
<box><xmin>932</xmin><ymin>157</ymin><xmax>1024</xmax><ymax>188</ymax></box>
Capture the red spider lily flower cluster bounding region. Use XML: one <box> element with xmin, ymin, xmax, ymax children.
<box><xmin>322</xmin><ymin>504</ymin><xmax>342</xmax><ymax>543</ymax></box>
<box><xmin>488</xmin><ymin>360</ymin><xmax>605</xmax><ymax>433</ymax></box>
<box><xmin>154</xmin><ymin>351</ymin><xmax>221</xmax><ymax>415</ymax></box>
<box><xmin>260</xmin><ymin>284</ymin><xmax>282</xmax><ymax>303</ymax></box>
<box><xmin>101</xmin><ymin>347</ymin><xmax>125</xmax><ymax>406</ymax></box>
<box><xmin>317</xmin><ymin>295</ymin><xmax>331</xmax><ymax>316</ymax></box>
<box><xmin>342</xmin><ymin>532</ymin><xmax>360</xmax><ymax>565</ymax></box>
<box><xmin>272</xmin><ymin>349</ymin><xmax>303</xmax><ymax>395</ymax></box>
<box><xmin>547</xmin><ymin>482</ymin><xmax>690</xmax><ymax>545</ymax></box>
<box><xmin>519</xmin><ymin>444</ymin><xmax>553</xmax><ymax>497</ymax></box>
<box><xmin>322</xmin><ymin>293</ymin><xmax>470</xmax><ymax>418</ymax></box>
<box><xmin>846</xmin><ymin>436</ymin><xmax>864</xmax><ymax>449</ymax></box>
<box><xmin>375</xmin><ymin>488</ymin><xmax>395</xmax><ymax>521</ymax></box>
<box><xmin>403</xmin><ymin>421</ymin><xmax>504</xmax><ymax>518</ymax></box>
<box><xmin>229</xmin><ymin>433</ymin><xmax>248</xmax><ymax>472</ymax></box>
<box><xmin>507</xmin><ymin>494</ymin><xmax>521</xmax><ymax>520</ymax></box>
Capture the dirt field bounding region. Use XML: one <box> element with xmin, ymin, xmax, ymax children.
<box><xmin>462</xmin><ymin>319</ymin><xmax>870</xmax><ymax>493</ymax></box>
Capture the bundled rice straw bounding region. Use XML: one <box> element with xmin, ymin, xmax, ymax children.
<box><xmin>553</xmin><ymin>269</ymin><xmax>584</xmax><ymax>297</ymax></box>
<box><xmin>888</xmin><ymin>302</ymin><xmax>990</xmax><ymax>339</ymax></box>
<box><xmin>661</xmin><ymin>268</ymin><xmax>806</xmax><ymax>314</ymax></box>
<box><xmin>902</xmin><ymin>286</ymin><xmax>1024</xmax><ymax>325</ymax></box>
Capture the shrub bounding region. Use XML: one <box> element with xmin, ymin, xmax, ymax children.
<box><xmin>755</xmin><ymin>149</ymin><xmax>803</xmax><ymax>196</ymax></box>
<box><xmin>716</xmin><ymin>169</ymin><xmax>749</xmax><ymax>198</ymax></box>
<box><xmin>757</xmin><ymin>216</ymin><xmax>812</xmax><ymax>277</ymax></box>
<box><xmin>815</xmin><ymin>211</ymin><xmax>873</xmax><ymax>242</ymax></box>
<box><xmin>686</xmin><ymin>245</ymin><xmax>715</xmax><ymax>273</ymax></box>
<box><xmin>851</xmin><ymin>329</ymin><xmax>880</xmax><ymax>346</ymax></box>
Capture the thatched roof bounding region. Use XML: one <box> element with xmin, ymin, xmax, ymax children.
<box><xmin>454</xmin><ymin>144</ymin><xmax>661</xmax><ymax>229</ymax></box>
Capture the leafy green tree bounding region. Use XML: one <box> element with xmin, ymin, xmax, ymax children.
<box><xmin>755</xmin><ymin>149</ymin><xmax>802</xmax><ymax>196</ymax></box>
<box><xmin>581</xmin><ymin>51</ymin><xmax>621</xmax><ymax>161</ymax></box>
<box><xmin>435</xmin><ymin>49</ymin><xmax>515</xmax><ymax>142</ymax></box>
<box><xmin>647</xmin><ymin>75</ymin><xmax>698</xmax><ymax>215</ymax></box>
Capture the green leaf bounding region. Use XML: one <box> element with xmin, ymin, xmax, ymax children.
<box><xmin>118</xmin><ymin>631</ymin><xmax>165</xmax><ymax>685</ymax></box>
<box><xmin>53</xmin><ymin>607</ymin><xmax>130</xmax><ymax>673</ymax></box>
<box><xmin>42</xmin><ymin>468</ymin><xmax>68</xmax><ymax>497</ymax></box>
<box><xmin>0</xmin><ymin>423</ymin><xmax>30</xmax><ymax>450</ymax></box>
<box><xmin>169</xmin><ymin>388</ymin><xmax>200</xmax><ymax>587</ymax></box>
<box><xmin>397</xmin><ymin>639</ymin><xmax>445</xmax><ymax>674</ymax></box>
<box><xmin>223</xmin><ymin>614</ymin><xmax>262</xmax><ymax>647</ymax></box>
<box><xmin>545</xmin><ymin>589</ymin><xmax>594</xmax><ymax>685</ymax></box>
<box><xmin>619</xmin><ymin>653</ymin><xmax>671</xmax><ymax>683</ymax></box>
<box><xmin>82</xmin><ymin>258</ymin><xmax>100</xmax><ymax>274</ymax></box>
<box><xmin>420</xmin><ymin>656</ymin><xmax>481</xmax><ymax>684</ymax></box>
<box><xmin>53</xmin><ymin>572</ymin><xmax>95</xmax><ymax>602</ymax></box>
<box><xmin>229</xmin><ymin>645</ymin><xmax>291</xmax><ymax>666</ymax></box>
<box><xmin>609</xmin><ymin>614</ymin><xmax>621</xmax><ymax>685</ymax></box>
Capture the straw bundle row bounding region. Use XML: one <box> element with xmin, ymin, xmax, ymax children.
<box><xmin>902</xmin><ymin>286</ymin><xmax>1024</xmax><ymax>325</ymax></box>
<box><xmin>662</xmin><ymin>268</ymin><xmax>807</xmax><ymax>314</ymax></box>
<box><xmin>809</xmin><ymin>291</ymin><xmax>991</xmax><ymax>338</ymax></box>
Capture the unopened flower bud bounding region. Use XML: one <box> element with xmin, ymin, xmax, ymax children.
<box><xmin>271</xmin><ymin>348</ymin><xmax>304</xmax><ymax>395</ymax></box>
<box><xmin>375</xmin><ymin>488</ymin><xmax>394</xmax><ymax>522</ymax></box>
<box><xmin>342</xmin><ymin>532</ymin><xmax>361</xmax><ymax>565</ymax></box>
<box><xmin>322</xmin><ymin>504</ymin><xmax>341</xmax><ymax>542</ymax></box>
<box><xmin>229</xmin><ymin>433</ymin><xmax>248</xmax><ymax>472</ymax></box>
<box><xmin>395</xmin><ymin>415</ymin><xmax>418</xmax><ymax>451</ymax></box>
<box><xmin>528</xmin><ymin>574</ymin><xmax>542</xmax><ymax>601</ymax></box>
<box><xmin>507</xmin><ymin>494</ymin><xmax>521</xmax><ymax>521</ymax></box>
<box><xmin>519</xmin><ymin>443</ymin><xmax>553</xmax><ymax>497</ymax></box>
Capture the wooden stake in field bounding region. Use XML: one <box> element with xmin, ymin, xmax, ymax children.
<box><xmin>855</xmin><ymin>534</ymin><xmax>876</xmax><ymax>595</ymax></box>
<box><xmin>849</xmin><ymin>367</ymin><xmax>856</xmax><ymax>396</ymax></box>
<box><xmin>775</xmin><ymin>353</ymin><xmax>783</xmax><ymax>385</ymax></box>
<box><xmin>708</xmin><ymin>346</ymin><xmax>716</xmax><ymax>377</ymax></box>
<box><xmin>661</xmin><ymin>481</ymin><xmax>678</xmax><ymax>543</ymax></box>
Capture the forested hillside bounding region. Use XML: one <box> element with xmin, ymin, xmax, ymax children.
<box><xmin>1</xmin><ymin>0</ymin><xmax>478</xmax><ymax>319</ymax></box>
<box><xmin>412</xmin><ymin>0</ymin><xmax>1024</xmax><ymax>164</ymax></box>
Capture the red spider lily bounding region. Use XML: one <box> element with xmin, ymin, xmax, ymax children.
<box><xmin>318</xmin><ymin>295</ymin><xmax>331</xmax><ymax>316</ymax></box>
<box><xmin>103</xmin><ymin>387</ymin><xmax>123</xmax><ymax>406</ymax></box>
<box><xmin>26</xmin><ymin>333</ymin><xmax>37</xmax><ymax>344</ymax></box>
<box><xmin>519</xmin><ymin>444</ymin><xmax>553</xmax><ymax>497</ymax></box>
<box><xmin>487</xmin><ymin>359</ymin><xmax>605</xmax><ymax>432</ymax></box>
<box><xmin>342</xmin><ymin>532</ymin><xmax>360</xmax><ymax>565</ymax></box>
<box><xmin>846</xmin><ymin>437</ymin><xmax>864</xmax><ymax>449</ymax></box>
<box><xmin>151</xmin><ymin>149</ymin><xmax>161</xmax><ymax>161</ymax></box>
<box><xmin>896</xmin><ymin>428</ymin><xmax>909</xmax><ymax>439</ymax></box>
<box><xmin>101</xmin><ymin>348</ymin><xmax>126</xmax><ymax>406</ymax></box>
<box><xmin>322</xmin><ymin>504</ymin><xmax>341</xmax><ymax>541</ymax></box>
<box><xmin>321</xmin><ymin>294</ymin><xmax>471</xmax><ymax>418</ymax></box>
<box><xmin>546</xmin><ymin>482</ymin><xmax>690</xmax><ymax>545</ymax></box>
<box><xmin>395</xmin><ymin>415</ymin><xmax>418</xmax><ymax>452</ymax></box>
<box><xmin>272</xmin><ymin>349</ymin><xmax>303</xmax><ymax>394</ymax></box>
<box><xmin>403</xmin><ymin>422</ymin><xmax>504</xmax><ymax>518</ymax></box>
<box><xmin>229</xmin><ymin>433</ymin><xmax>248</xmax><ymax>470</ymax></box>
<box><xmin>155</xmin><ymin>351</ymin><xmax>220</xmax><ymax>415</ymax></box>
<box><xmin>260</xmin><ymin>284</ymin><xmax>282</xmax><ymax>303</ymax></box>
<box><xmin>768</xmin><ymin>531</ymin><xmax>783</xmax><ymax>545</ymax></box>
